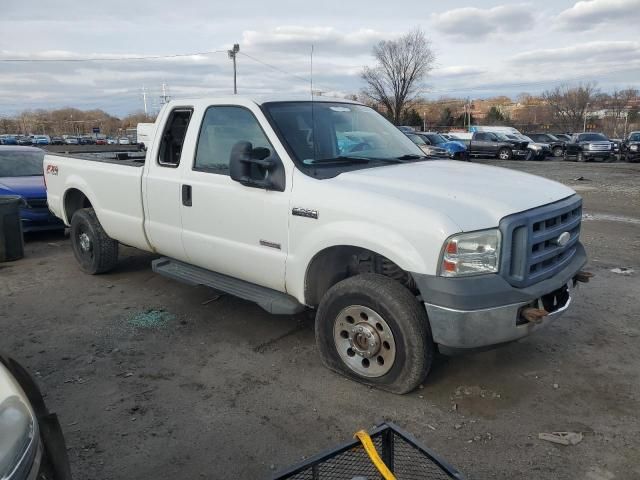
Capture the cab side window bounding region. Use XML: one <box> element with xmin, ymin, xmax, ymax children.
<box><xmin>158</xmin><ymin>109</ymin><xmax>193</xmax><ymax>167</ymax></box>
<box><xmin>194</xmin><ymin>106</ymin><xmax>274</xmax><ymax>174</ymax></box>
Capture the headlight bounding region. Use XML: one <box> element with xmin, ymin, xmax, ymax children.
<box><xmin>0</xmin><ymin>367</ymin><xmax>38</xmax><ymax>479</ymax></box>
<box><xmin>631</xmin><ymin>144</ymin><xmax>638</xmax><ymax>151</ymax></box>
<box><xmin>440</xmin><ymin>229</ymin><xmax>501</xmax><ymax>277</ymax></box>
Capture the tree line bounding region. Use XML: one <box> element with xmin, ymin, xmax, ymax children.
<box><xmin>0</xmin><ymin>108</ymin><xmax>156</xmax><ymax>136</ymax></box>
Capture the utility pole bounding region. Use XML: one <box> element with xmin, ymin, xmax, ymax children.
<box><xmin>160</xmin><ymin>83</ymin><xmax>170</xmax><ymax>105</ymax></box>
<box><xmin>228</xmin><ymin>43</ymin><xmax>240</xmax><ymax>94</ymax></box>
<box><xmin>142</xmin><ymin>86</ymin><xmax>148</xmax><ymax>115</ymax></box>
<box><xmin>583</xmin><ymin>102</ymin><xmax>590</xmax><ymax>132</ymax></box>
<box><xmin>423</xmin><ymin>111</ymin><xmax>427</xmax><ymax>132</ymax></box>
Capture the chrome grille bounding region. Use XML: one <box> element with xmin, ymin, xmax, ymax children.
<box><xmin>500</xmin><ymin>196</ymin><xmax>582</xmax><ymax>288</ymax></box>
<box><xmin>588</xmin><ymin>142</ymin><xmax>611</xmax><ymax>151</ymax></box>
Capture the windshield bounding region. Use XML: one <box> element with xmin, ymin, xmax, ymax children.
<box><xmin>263</xmin><ymin>102</ymin><xmax>425</xmax><ymax>167</ymax></box>
<box><xmin>629</xmin><ymin>133</ymin><xmax>640</xmax><ymax>142</ymax></box>
<box><xmin>422</xmin><ymin>133</ymin><xmax>446</xmax><ymax>144</ymax></box>
<box><xmin>406</xmin><ymin>133</ymin><xmax>427</xmax><ymax>146</ymax></box>
<box><xmin>578</xmin><ymin>133</ymin><xmax>608</xmax><ymax>142</ymax></box>
<box><xmin>0</xmin><ymin>149</ymin><xmax>44</xmax><ymax>176</ymax></box>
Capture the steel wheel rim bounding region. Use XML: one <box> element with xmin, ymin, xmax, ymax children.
<box><xmin>77</xmin><ymin>227</ymin><xmax>94</xmax><ymax>260</ymax></box>
<box><xmin>499</xmin><ymin>150</ymin><xmax>509</xmax><ymax>160</ymax></box>
<box><xmin>333</xmin><ymin>305</ymin><xmax>396</xmax><ymax>378</ymax></box>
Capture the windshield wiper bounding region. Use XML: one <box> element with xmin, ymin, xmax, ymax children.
<box><xmin>395</xmin><ymin>154</ymin><xmax>428</xmax><ymax>160</ymax></box>
<box><xmin>306</xmin><ymin>156</ymin><xmax>401</xmax><ymax>165</ymax></box>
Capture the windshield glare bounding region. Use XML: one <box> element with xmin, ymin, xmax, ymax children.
<box><xmin>579</xmin><ymin>133</ymin><xmax>608</xmax><ymax>142</ymax></box>
<box><xmin>263</xmin><ymin>102</ymin><xmax>425</xmax><ymax>165</ymax></box>
<box><xmin>423</xmin><ymin>133</ymin><xmax>446</xmax><ymax>144</ymax></box>
<box><xmin>628</xmin><ymin>133</ymin><xmax>640</xmax><ymax>142</ymax></box>
<box><xmin>0</xmin><ymin>150</ymin><xmax>44</xmax><ymax>176</ymax></box>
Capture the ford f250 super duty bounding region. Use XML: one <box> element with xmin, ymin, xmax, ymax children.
<box><xmin>44</xmin><ymin>96</ymin><xmax>589</xmax><ymax>394</ymax></box>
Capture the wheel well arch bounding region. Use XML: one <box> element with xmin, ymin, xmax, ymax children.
<box><xmin>304</xmin><ymin>245</ymin><xmax>416</xmax><ymax>307</ymax></box>
<box><xmin>63</xmin><ymin>188</ymin><xmax>93</xmax><ymax>224</ymax></box>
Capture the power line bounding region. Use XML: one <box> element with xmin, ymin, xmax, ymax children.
<box><xmin>0</xmin><ymin>50</ymin><xmax>227</xmax><ymax>63</ymax></box>
<box><xmin>238</xmin><ymin>51</ymin><xmax>311</xmax><ymax>84</ymax></box>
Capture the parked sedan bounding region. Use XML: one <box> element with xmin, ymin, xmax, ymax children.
<box><xmin>0</xmin><ymin>135</ymin><xmax>18</xmax><ymax>145</ymax></box>
<box><xmin>50</xmin><ymin>136</ymin><xmax>65</xmax><ymax>145</ymax></box>
<box><xmin>0</xmin><ymin>354</ymin><xmax>72</xmax><ymax>480</ymax></box>
<box><xmin>0</xmin><ymin>146</ymin><xmax>65</xmax><ymax>232</ymax></box>
<box><xmin>416</xmin><ymin>132</ymin><xmax>468</xmax><ymax>160</ymax></box>
<box><xmin>405</xmin><ymin>133</ymin><xmax>449</xmax><ymax>158</ymax></box>
<box><xmin>64</xmin><ymin>136</ymin><xmax>79</xmax><ymax>145</ymax></box>
<box><xmin>526</xmin><ymin>133</ymin><xmax>565</xmax><ymax>157</ymax></box>
<box><xmin>16</xmin><ymin>136</ymin><xmax>33</xmax><ymax>146</ymax></box>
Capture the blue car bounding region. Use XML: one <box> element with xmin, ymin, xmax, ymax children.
<box><xmin>0</xmin><ymin>146</ymin><xmax>65</xmax><ymax>232</ymax></box>
<box><xmin>0</xmin><ymin>135</ymin><xmax>18</xmax><ymax>145</ymax></box>
<box><xmin>417</xmin><ymin>132</ymin><xmax>469</xmax><ymax>161</ymax></box>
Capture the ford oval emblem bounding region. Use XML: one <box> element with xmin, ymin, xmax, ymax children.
<box><xmin>556</xmin><ymin>231</ymin><xmax>571</xmax><ymax>246</ymax></box>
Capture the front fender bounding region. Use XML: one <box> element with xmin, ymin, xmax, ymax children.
<box><xmin>286</xmin><ymin>220</ymin><xmax>437</xmax><ymax>304</ymax></box>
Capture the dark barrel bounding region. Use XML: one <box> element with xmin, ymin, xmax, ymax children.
<box><xmin>0</xmin><ymin>195</ymin><xmax>25</xmax><ymax>262</ymax></box>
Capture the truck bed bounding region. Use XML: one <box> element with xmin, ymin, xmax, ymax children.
<box><xmin>46</xmin><ymin>151</ymin><xmax>146</xmax><ymax>167</ymax></box>
<box><xmin>44</xmin><ymin>152</ymin><xmax>151</xmax><ymax>252</ymax></box>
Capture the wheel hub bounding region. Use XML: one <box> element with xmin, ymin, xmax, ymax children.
<box><xmin>79</xmin><ymin>232</ymin><xmax>91</xmax><ymax>252</ymax></box>
<box><xmin>333</xmin><ymin>305</ymin><xmax>396</xmax><ymax>378</ymax></box>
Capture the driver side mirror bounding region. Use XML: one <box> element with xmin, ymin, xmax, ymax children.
<box><xmin>229</xmin><ymin>141</ymin><xmax>286</xmax><ymax>192</ymax></box>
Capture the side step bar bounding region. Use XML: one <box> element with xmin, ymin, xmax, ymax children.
<box><xmin>151</xmin><ymin>257</ymin><xmax>305</xmax><ymax>315</ymax></box>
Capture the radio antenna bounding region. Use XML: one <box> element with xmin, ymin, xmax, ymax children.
<box><xmin>310</xmin><ymin>44</ymin><xmax>316</xmax><ymax>161</ymax></box>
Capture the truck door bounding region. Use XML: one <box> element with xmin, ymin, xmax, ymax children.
<box><xmin>179</xmin><ymin>105</ymin><xmax>289</xmax><ymax>292</ymax></box>
<box><xmin>472</xmin><ymin>132</ymin><xmax>492</xmax><ymax>155</ymax></box>
<box><xmin>143</xmin><ymin>107</ymin><xmax>193</xmax><ymax>262</ymax></box>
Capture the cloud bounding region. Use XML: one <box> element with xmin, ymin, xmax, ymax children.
<box><xmin>555</xmin><ymin>0</ymin><xmax>640</xmax><ymax>31</ymax></box>
<box><xmin>242</xmin><ymin>26</ymin><xmax>393</xmax><ymax>55</ymax></box>
<box><xmin>431</xmin><ymin>66</ymin><xmax>486</xmax><ymax>78</ymax></box>
<box><xmin>510</xmin><ymin>41</ymin><xmax>640</xmax><ymax>66</ymax></box>
<box><xmin>431</xmin><ymin>4</ymin><xmax>533</xmax><ymax>40</ymax></box>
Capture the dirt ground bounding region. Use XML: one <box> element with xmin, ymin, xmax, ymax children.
<box><xmin>1</xmin><ymin>159</ymin><xmax>639</xmax><ymax>480</ymax></box>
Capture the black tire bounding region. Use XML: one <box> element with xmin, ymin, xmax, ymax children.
<box><xmin>315</xmin><ymin>273</ymin><xmax>434</xmax><ymax>394</ymax></box>
<box><xmin>497</xmin><ymin>147</ymin><xmax>512</xmax><ymax>160</ymax></box>
<box><xmin>70</xmin><ymin>208</ymin><xmax>118</xmax><ymax>274</ymax></box>
<box><xmin>552</xmin><ymin>146</ymin><xmax>563</xmax><ymax>157</ymax></box>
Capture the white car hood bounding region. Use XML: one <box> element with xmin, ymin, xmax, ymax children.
<box><xmin>335</xmin><ymin>160</ymin><xmax>576</xmax><ymax>231</ymax></box>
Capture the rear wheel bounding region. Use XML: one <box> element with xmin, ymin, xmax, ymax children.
<box><xmin>315</xmin><ymin>274</ymin><xmax>434</xmax><ymax>394</ymax></box>
<box><xmin>498</xmin><ymin>147</ymin><xmax>512</xmax><ymax>160</ymax></box>
<box><xmin>552</xmin><ymin>146</ymin><xmax>563</xmax><ymax>157</ymax></box>
<box><xmin>70</xmin><ymin>208</ymin><xmax>119</xmax><ymax>274</ymax></box>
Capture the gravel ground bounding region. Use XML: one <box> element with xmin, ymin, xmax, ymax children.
<box><xmin>1</xmin><ymin>159</ymin><xmax>639</xmax><ymax>480</ymax></box>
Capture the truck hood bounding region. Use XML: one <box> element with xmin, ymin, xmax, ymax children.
<box><xmin>0</xmin><ymin>176</ymin><xmax>45</xmax><ymax>198</ymax></box>
<box><xmin>335</xmin><ymin>160</ymin><xmax>575</xmax><ymax>231</ymax></box>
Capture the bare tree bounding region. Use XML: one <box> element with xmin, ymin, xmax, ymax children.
<box><xmin>361</xmin><ymin>29</ymin><xmax>435</xmax><ymax>124</ymax></box>
<box><xmin>542</xmin><ymin>83</ymin><xmax>599</xmax><ymax>132</ymax></box>
<box><xmin>596</xmin><ymin>87</ymin><xmax>638</xmax><ymax>137</ymax></box>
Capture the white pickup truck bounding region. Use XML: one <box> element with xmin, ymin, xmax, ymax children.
<box><xmin>44</xmin><ymin>96</ymin><xmax>588</xmax><ymax>393</ymax></box>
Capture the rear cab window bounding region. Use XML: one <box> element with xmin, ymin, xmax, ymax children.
<box><xmin>158</xmin><ymin>108</ymin><xmax>193</xmax><ymax>167</ymax></box>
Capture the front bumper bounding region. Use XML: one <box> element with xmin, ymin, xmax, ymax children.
<box><xmin>413</xmin><ymin>243</ymin><xmax>587</xmax><ymax>349</ymax></box>
<box><xmin>583</xmin><ymin>151</ymin><xmax>612</xmax><ymax>161</ymax></box>
<box><xmin>425</xmin><ymin>284</ymin><xmax>575</xmax><ymax>349</ymax></box>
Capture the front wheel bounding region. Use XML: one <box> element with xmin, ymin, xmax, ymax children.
<box><xmin>498</xmin><ymin>147</ymin><xmax>512</xmax><ymax>160</ymax></box>
<box><xmin>315</xmin><ymin>274</ymin><xmax>434</xmax><ymax>394</ymax></box>
<box><xmin>552</xmin><ymin>146</ymin><xmax>563</xmax><ymax>157</ymax></box>
<box><xmin>70</xmin><ymin>208</ymin><xmax>119</xmax><ymax>274</ymax></box>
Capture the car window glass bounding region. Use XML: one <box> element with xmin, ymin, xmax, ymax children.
<box><xmin>476</xmin><ymin>133</ymin><xmax>488</xmax><ymax>141</ymax></box>
<box><xmin>194</xmin><ymin>106</ymin><xmax>274</xmax><ymax>174</ymax></box>
<box><xmin>158</xmin><ymin>109</ymin><xmax>192</xmax><ymax>167</ymax></box>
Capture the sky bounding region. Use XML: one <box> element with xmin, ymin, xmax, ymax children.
<box><xmin>1</xmin><ymin>0</ymin><xmax>639</xmax><ymax>116</ymax></box>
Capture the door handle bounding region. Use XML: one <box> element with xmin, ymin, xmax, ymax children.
<box><xmin>182</xmin><ymin>184</ymin><xmax>192</xmax><ymax>207</ymax></box>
